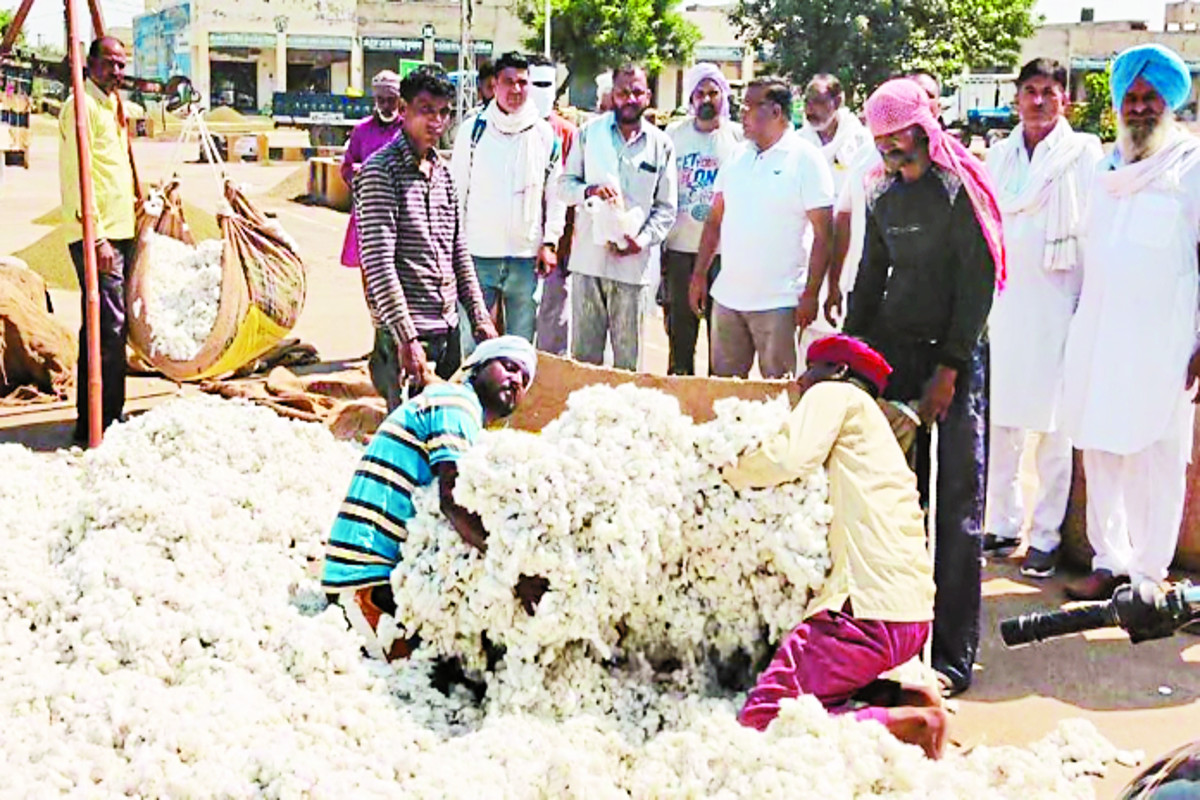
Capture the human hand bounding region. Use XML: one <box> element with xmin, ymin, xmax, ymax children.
<box><xmin>400</xmin><ymin>339</ymin><xmax>431</xmax><ymax>388</ymax></box>
<box><xmin>795</xmin><ymin>291</ymin><xmax>819</xmax><ymax>331</ymax></box>
<box><xmin>688</xmin><ymin>270</ymin><xmax>708</xmax><ymax>317</ymax></box>
<box><xmin>919</xmin><ymin>366</ymin><xmax>958</xmax><ymax>425</ymax></box>
<box><xmin>475</xmin><ymin>319</ymin><xmax>499</xmax><ymax>341</ymax></box>
<box><xmin>823</xmin><ymin>286</ymin><xmax>843</xmax><ymax>327</ymax></box>
<box><xmin>585</xmin><ymin>184</ymin><xmax>619</xmax><ymax>202</ymax></box>
<box><xmin>608</xmin><ymin>236</ymin><xmax>643</xmax><ymax>257</ymax></box>
<box><xmin>535</xmin><ymin>245</ymin><xmax>558</xmax><ymax>276</ymax></box>
<box><xmin>96</xmin><ymin>240</ymin><xmax>119</xmax><ymax>277</ymax></box>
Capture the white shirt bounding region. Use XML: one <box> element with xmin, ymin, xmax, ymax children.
<box><xmin>665</xmin><ymin>117</ymin><xmax>744</xmax><ymax>253</ymax></box>
<box><xmin>710</xmin><ymin>130</ymin><xmax>835</xmax><ymax>312</ymax></box>
<box><xmin>797</xmin><ymin>108</ymin><xmax>872</xmax><ymax>197</ymax></box>
<box><xmin>985</xmin><ymin>126</ymin><xmax>1102</xmax><ymax>432</ymax></box>
<box><xmin>450</xmin><ymin>112</ymin><xmax>565</xmax><ymax>259</ymax></box>
<box><xmin>1062</xmin><ymin>138</ymin><xmax>1200</xmax><ymax>454</ymax></box>
<box><xmin>799</xmin><ymin>110</ymin><xmax>873</xmax><ymax>333</ymax></box>
<box><xmin>834</xmin><ymin>146</ymin><xmax>883</xmax><ymax>298</ymax></box>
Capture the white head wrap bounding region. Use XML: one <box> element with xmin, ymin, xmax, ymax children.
<box><xmin>530</xmin><ymin>63</ymin><xmax>558</xmax><ymax>119</ymax></box>
<box><xmin>461</xmin><ymin>335</ymin><xmax>538</xmax><ymax>382</ymax></box>
<box><xmin>372</xmin><ymin>70</ymin><xmax>401</xmax><ymax>96</ymax></box>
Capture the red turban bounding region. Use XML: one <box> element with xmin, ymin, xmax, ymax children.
<box><xmin>806</xmin><ymin>335</ymin><xmax>892</xmax><ymax>393</ymax></box>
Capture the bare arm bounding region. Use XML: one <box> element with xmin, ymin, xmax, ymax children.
<box><xmin>824</xmin><ymin>210</ymin><xmax>853</xmax><ymax>326</ymax></box>
<box><xmin>435</xmin><ymin>462</ymin><xmax>488</xmax><ymax>552</ymax></box>
<box><xmin>797</xmin><ymin>206</ymin><xmax>834</xmax><ymax>331</ymax></box>
<box><xmin>689</xmin><ymin>192</ymin><xmax>724</xmax><ymax>317</ymax></box>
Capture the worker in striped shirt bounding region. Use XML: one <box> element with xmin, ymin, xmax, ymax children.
<box><xmin>355</xmin><ymin>66</ymin><xmax>497</xmax><ymax>409</ymax></box>
<box><xmin>322</xmin><ymin>336</ymin><xmax>539</xmax><ymax>660</ymax></box>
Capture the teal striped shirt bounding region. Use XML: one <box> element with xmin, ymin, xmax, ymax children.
<box><xmin>322</xmin><ymin>383</ymin><xmax>483</xmax><ymax>591</ymax></box>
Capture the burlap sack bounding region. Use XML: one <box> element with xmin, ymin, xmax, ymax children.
<box><xmin>0</xmin><ymin>261</ymin><xmax>77</xmax><ymax>403</ymax></box>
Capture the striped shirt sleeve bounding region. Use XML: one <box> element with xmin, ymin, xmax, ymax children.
<box><xmin>421</xmin><ymin>391</ymin><xmax>483</xmax><ymax>466</ymax></box>
<box><xmin>355</xmin><ymin>150</ymin><xmax>419</xmax><ymax>343</ymax></box>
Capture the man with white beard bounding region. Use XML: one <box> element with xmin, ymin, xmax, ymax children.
<box><xmin>982</xmin><ymin>59</ymin><xmax>1103</xmax><ymax>579</ymax></box>
<box><xmin>798</xmin><ymin>74</ymin><xmax>871</xmax><ymax>355</ymax></box>
<box><xmin>1061</xmin><ymin>44</ymin><xmax>1200</xmax><ymax>600</ymax></box>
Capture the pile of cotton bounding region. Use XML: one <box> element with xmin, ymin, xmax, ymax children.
<box><xmin>392</xmin><ymin>384</ymin><xmax>831</xmax><ymax>733</ymax></box>
<box><xmin>135</xmin><ymin>232</ymin><xmax>224</xmax><ymax>361</ymax></box>
<box><xmin>0</xmin><ymin>395</ymin><xmax>1139</xmax><ymax>797</ymax></box>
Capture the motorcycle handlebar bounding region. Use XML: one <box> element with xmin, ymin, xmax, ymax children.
<box><xmin>1000</xmin><ymin>600</ymin><xmax>1119</xmax><ymax>647</ymax></box>
<box><xmin>999</xmin><ymin>583</ymin><xmax>1200</xmax><ymax>648</ymax></box>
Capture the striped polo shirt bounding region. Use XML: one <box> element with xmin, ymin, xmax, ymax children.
<box><xmin>321</xmin><ymin>383</ymin><xmax>484</xmax><ymax>591</ymax></box>
<box><xmin>354</xmin><ymin>132</ymin><xmax>492</xmax><ymax>343</ymax></box>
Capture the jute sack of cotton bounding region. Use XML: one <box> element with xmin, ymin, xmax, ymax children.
<box><xmin>127</xmin><ymin>179</ymin><xmax>305</xmax><ymax>382</ymax></box>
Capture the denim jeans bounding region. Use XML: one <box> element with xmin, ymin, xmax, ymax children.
<box><xmin>473</xmin><ymin>256</ymin><xmax>538</xmax><ymax>342</ymax></box>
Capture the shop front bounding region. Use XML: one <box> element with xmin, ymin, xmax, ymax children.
<box><xmin>287</xmin><ymin>34</ymin><xmax>354</xmax><ymax>95</ymax></box>
<box><xmin>208</xmin><ymin>32</ymin><xmax>276</xmax><ymax>112</ymax></box>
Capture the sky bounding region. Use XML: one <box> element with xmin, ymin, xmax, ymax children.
<box><xmin>0</xmin><ymin>0</ymin><xmax>1174</xmax><ymax>54</ymax></box>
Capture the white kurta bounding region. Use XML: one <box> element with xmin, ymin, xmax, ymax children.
<box><xmin>800</xmin><ymin>109</ymin><xmax>873</xmax><ymax>339</ymax></box>
<box><xmin>986</xmin><ymin>127</ymin><xmax>1103</xmax><ymax>432</ymax></box>
<box><xmin>1061</xmin><ymin>136</ymin><xmax>1200</xmax><ymax>455</ymax></box>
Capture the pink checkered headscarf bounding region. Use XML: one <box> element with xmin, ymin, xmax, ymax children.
<box><xmin>865</xmin><ymin>79</ymin><xmax>1006</xmax><ymax>289</ymax></box>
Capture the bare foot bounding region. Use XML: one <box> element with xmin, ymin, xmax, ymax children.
<box><xmin>885</xmin><ymin>706</ymin><xmax>948</xmax><ymax>759</ymax></box>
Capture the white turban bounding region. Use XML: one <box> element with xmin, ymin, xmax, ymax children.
<box><xmin>462</xmin><ymin>335</ymin><xmax>538</xmax><ymax>382</ymax></box>
<box><xmin>372</xmin><ymin>70</ymin><xmax>401</xmax><ymax>96</ymax></box>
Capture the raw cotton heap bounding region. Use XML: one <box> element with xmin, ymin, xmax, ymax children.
<box><xmin>392</xmin><ymin>384</ymin><xmax>831</xmax><ymax>732</ymax></box>
<box><xmin>136</xmin><ymin>232</ymin><xmax>224</xmax><ymax>361</ymax></box>
<box><xmin>0</xmin><ymin>396</ymin><xmax>1140</xmax><ymax>797</ymax></box>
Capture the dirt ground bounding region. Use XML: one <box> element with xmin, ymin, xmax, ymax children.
<box><xmin>1</xmin><ymin>119</ymin><xmax>1197</xmax><ymax>797</ymax></box>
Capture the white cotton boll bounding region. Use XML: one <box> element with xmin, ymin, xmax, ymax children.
<box><xmin>140</xmin><ymin>233</ymin><xmax>224</xmax><ymax>361</ymax></box>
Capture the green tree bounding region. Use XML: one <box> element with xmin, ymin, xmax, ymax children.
<box><xmin>730</xmin><ymin>0</ymin><xmax>1039</xmax><ymax>104</ymax></box>
<box><xmin>1067</xmin><ymin>67</ymin><xmax>1116</xmax><ymax>142</ymax></box>
<box><xmin>0</xmin><ymin>8</ymin><xmax>27</xmax><ymax>48</ymax></box>
<box><xmin>518</xmin><ymin>0</ymin><xmax>701</xmax><ymax>96</ymax></box>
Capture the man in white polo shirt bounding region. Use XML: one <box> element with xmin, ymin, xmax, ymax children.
<box><xmin>689</xmin><ymin>76</ymin><xmax>835</xmax><ymax>378</ymax></box>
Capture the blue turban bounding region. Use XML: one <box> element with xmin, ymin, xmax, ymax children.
<box><xmin>1111</xmin><ymin>44</ymin><xmax>1192</xmax><ymax>111</ymax></box>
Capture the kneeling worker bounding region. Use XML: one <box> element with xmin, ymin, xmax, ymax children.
<box><xmin>723</xmin><ymin>335</ymin><xmax>946</xmax><ymax>758</ymax></box>
<box><xmin>321</xmin><ymin>336</ymin><xmax>541</xmax><ymax>658</ymax></box>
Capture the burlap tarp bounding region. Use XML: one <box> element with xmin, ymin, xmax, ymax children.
<box><xmin>0</xmin><ymin>258</ymin><xmax>77</xmax><ymax>405</ymax></box>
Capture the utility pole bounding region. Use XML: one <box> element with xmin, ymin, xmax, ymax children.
<box><xmin>456</xmin><ymin>0</ymin><xmax>475</xmax><ymax>125</ymax></box>
<box><xmin>544</xmin><ymin>0</ymin><xmax>551</xmax><ymax>58</ymax></box>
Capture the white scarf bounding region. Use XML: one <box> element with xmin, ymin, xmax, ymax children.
<box><xmin>484</xmin><ymin>98</ymin><xmax>550</xmax><ymax>243</ymax></box>
<box><xmin>1100</xmin><ymin>125</ymin><xmax>1200</xmax><ymax>198</ymax></box>
<box><xmin>993</xmin><ymin>118</ymin><xmax>1091</xmax><ymax>272</ymax></box>
<box><xmin>805</xmin><ymin>107</ymin><xmax>866</xmax><ymax>166</ymax></box>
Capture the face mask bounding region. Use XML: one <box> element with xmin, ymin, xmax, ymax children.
<box><xmin>529</xmin><ymin>65</ymin><xmax>557</xmax><ymax>119</ymax></box>
<box><xmin>375</xmin><ymin>104</ymin><xmax>399</xmax><ymax>123</ymax></box>
<box><xmin>696</xmin><ymin>102</ymin><xmax>718</xmax><ymax>121</ymax></box>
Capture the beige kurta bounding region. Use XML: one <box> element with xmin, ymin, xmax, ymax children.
<box><xmin>723</xmin><ymin>381</ymin><xmax>934</xmax><ymax>622</ymax></box>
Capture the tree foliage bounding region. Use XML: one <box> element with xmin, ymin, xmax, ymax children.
<box><xmin>518</xmin><ymin>0</ymin><xmax>701</xmax><ymax>94</ymax></box>
<box><xmin>0</xmin><ymin>9</ymin><xmax>27</xmax><ymax>47</ymax></box>
<box><xmin>730</xmin><ymin>0</ymin><xmax>1039</xmax><ymax>104</ymax></box>
<box><xmin>1067</xmin><ymin>68</ymin><xmax>1116</xmax><ymax>142</ymax></box>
